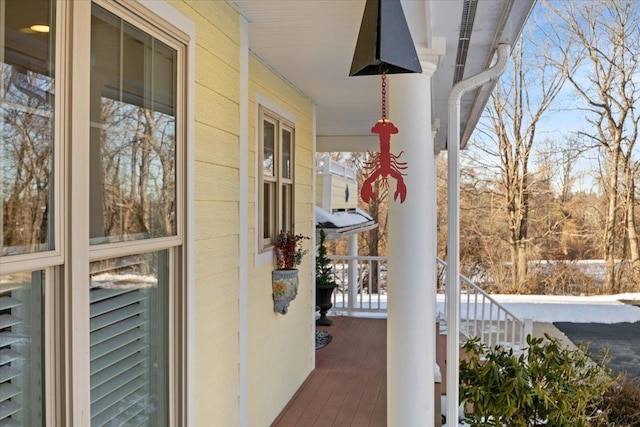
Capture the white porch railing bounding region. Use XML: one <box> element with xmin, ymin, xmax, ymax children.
<box><xmin>327</xmin><ymin>255</ymin><xmax>388</xmax><ymax>313</ymax></box>
<box><xmin>326</xmin><ymin>255</ymin><xmax>532</xmax><ymax>351</ymax></box>
<box><xmin>436</xmin><ymin>258</ymin><xmax>532</xmax><ymax>352</ymax></box>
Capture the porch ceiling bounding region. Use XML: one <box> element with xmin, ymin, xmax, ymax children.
<box><xmin>229</xmin><ymin>0</ymin><xmax>535</xmax><ymax>152</ymax></box>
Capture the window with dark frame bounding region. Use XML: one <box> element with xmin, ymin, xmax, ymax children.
<box><xmin>259</xmin><ymin>106</ymin><xmax>295</xmax><ymax>253</ymax></box>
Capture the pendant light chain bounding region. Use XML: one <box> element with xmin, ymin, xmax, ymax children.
<box><xmin>381</xmin><ymin>70</ymin><xmax>387</xmax><ymax>121</ymax></box>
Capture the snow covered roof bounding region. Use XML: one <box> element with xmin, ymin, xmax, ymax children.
<box><xmin>315</xmin><ymin>206</ymin><xmax>377</xmax><ymax>240</ymax></box>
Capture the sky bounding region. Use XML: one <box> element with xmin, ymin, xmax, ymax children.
<box><xmin>464</xmin><ymin>0</ymin><xmax>640</xmax><ymax>195</ymax></box>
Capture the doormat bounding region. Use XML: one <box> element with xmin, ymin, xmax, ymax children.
<box><xmin>315</xmin><ymin>330</ymin><xmax>332</xmax><ymax>350</ymax></box>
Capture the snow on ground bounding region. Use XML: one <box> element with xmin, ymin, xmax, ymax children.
<box><xmin>334</xmin><ymin>293</ymin><xmax>640</xmax><ymax>324</ymax></box>
<box><xmin>483</xmin><ymin>293</ymin><xmax>640</xmax><ymax>323</ymax></box>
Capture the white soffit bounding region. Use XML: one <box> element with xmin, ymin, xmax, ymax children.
<box><xmin>230</xmin><ymin>0</ymin><xmax>536</xmax><ymax>151</ymax></box>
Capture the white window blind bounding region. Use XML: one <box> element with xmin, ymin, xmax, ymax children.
<box><xmin>89</xmin><ymin>253</ymin><xmax>167</xmax><ymax>427</ymax></box>
<box><xmin>0</xmin><ymin>272</ymin><xmax>43</xmax><ymax>427</ymax></box>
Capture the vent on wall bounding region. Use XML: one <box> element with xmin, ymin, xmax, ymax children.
<box><xmin>453</xmin><ymin>0</ymin><xmax>479</xmax><ymax>84</ymax></box>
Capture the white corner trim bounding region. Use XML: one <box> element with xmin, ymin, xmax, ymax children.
<box><xmin>185</xmin><ymin>23</ymin><xmax>197</xmax><ymax>427</ymax></box>
<box><xmin>311</xmin><ymin>103</ymin><xmax>318</xmax><ymax>366</ymax></box>
<box><xmin>239</xmin><ymin>14</ymin><xmax>249</xmax><ymax>427</ymax></box>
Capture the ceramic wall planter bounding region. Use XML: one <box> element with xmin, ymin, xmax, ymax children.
<box><xmin>272</xmin><ymin>269</ymin><xmax>299</xmax><ymax>314</ymax></box>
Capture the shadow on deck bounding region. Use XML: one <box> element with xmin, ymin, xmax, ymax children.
<box><xmin>271</xmin><ymin>316</ymin><xmax>387</xmax><ymax>427</ymax></box>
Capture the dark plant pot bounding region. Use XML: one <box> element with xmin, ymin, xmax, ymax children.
<box><xmin>316</xmin><ymin>283</ymin><xmax>337</xmax><ymax>325</ymax></box>
<box><xmin>272</xmin><ymin>269</ymin><xmax>299</xmax><ymax>314</ymax></box>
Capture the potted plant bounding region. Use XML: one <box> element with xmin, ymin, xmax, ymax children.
<box><xmin>272</xmin><ymin>230</ymin><xmax>309</xmax><ymax>314</ymax></box>
<box><xmin>315</xmin><ymin>228</ymin><xmax>338</xmax><ymax>325</ymax></box>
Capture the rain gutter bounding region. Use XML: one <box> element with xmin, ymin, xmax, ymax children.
<box><xmin>446</xmin><ymin>43</ymin><xmax>511</xmax><ymax>425</ymax></box>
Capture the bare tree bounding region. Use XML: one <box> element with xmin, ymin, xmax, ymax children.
<box><xmin>548</xmin><ymin>0</ymin><xmax>640</xmax><ymax>292</ymax></box>
<box><xmin>2</xmin><ymin>66</ymin><xmax>53</xmax><ymax>254</ymax></box>
<box><xmin>472</xmin><ymin>35</ymin><xmax>567</xmax><ymax>292</ymax></box>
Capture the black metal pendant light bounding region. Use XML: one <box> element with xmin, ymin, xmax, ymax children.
<box><xmin>349</xmin><ymin>0</ymin><xmax>422</xmax><ymax>76</ymax></box>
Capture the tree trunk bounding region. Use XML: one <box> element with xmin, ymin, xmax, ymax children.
<box><xmin>603</xmin><ymin>148</ymin><xmax>620</xmax><ymax>293</ymax></box>
<box><xmin>516</xmin><ymin>241</ymin><xmax>528</xmax><ymax>292</ymax></box>
<box><xmin>509</xmin><ymin>239</ymin><xmax>518</xmax><ymax>293</ymax></box>
<box><xmin>625</xmin><ymin>163</ymin><xmax>640</xmax><ymax>269</ymax></box>
<box><xmin>140</xmin><ymin>113</ymin><xmax>151</xmax><ymax>235</ymax></box>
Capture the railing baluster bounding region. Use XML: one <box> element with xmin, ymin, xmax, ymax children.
<box><xmin>480</xmin><ymin>295</ymin><xmax>486</xmax><ymax>345</ymax></box>
<box><xmin>498</xmin><ymin>308</ymin><xmax>503</xmax><ymax>346</ymax></box>
<box><xmin>473</xmin><ymin>292</ymin><xmax>479</xmax><ymax>341</ymax></box>
<box><xmin>501</xmin><ymin>309</ymin><xmax>506</xmax><ymax>347</ymax></box>
<box><xmin>367</xmin><ymin>259</ymin><xmax>372</xmax><ymax>309</ymax></box>
<box><xmin>489</xmin><ymin>301</ymin><xmax>494</xmax><ymax>347</ymax></box>
<box><xmin>465</xmin><ymin>287</ymin><xmax>471</xmax><ymax>336</ymax></box>
<box><xmin>376</xmin><ymin>259</ymin><xmax>380</xmax><ymax>310</ymax></box>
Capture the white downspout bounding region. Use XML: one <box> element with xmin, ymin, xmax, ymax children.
<box><xmin>446</xmin><ymin>43</ymin><xmax>511</xmax><ymax>425</ymax></box>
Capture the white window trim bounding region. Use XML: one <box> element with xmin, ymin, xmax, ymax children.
<box><xmin>1</xmin><ymin>1</ymin><xmax>194</xmax><ymax>424</ymax></box>
<box><xmin>254</xmin><ymin>94</ymin><xmax>296</xmax><ymax>266</ymax></box>
<box><xmin>67</xmin><ymin>1</ymin><xmax>193</xmax><ymax>426</ymax></box>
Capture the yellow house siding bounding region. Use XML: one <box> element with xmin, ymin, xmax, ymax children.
<box><xmin>158</xmin><ymin>2</ymin><xmax>316</xmax><ymax>425</ymax></box>
<box><xmin>195</xmin><ymin>161</ymin><xmax>239</xmax><ymax>202</ymax></box>
<box><xmin>169</xmin><ymin>0</ymin><xmax>240</xmax><ymax>68</ymax></box>
<box><xmin>194</xmin><ymin>201</ymin><xmax>238</xmax><ymax>240</ymax></box>
<box><xmin>195</xmin><ymin>45</ymin><xmax>240</xmax><ymax>104</ymax></box>
<box><xmin>170</xmin><ymin>1</ymin><xmax>242</xmax><ymax>425</ymax></box>
<box><xmin>248</xmin><ymin>55</ymin><xmax>315</xmax><ymax>426</ymax></box>
<box><xmin>316</xmin><ymin>175</ymin><xmax>324</xmax><ymax>207</ymax></box>
<box><xmin>195</xmin><ymin>83</ymin><xmax>239</xmax><ymax>136</ymax></box>
<box><xmin>331</xmin><ymin>175</ymin><xmax>357</xmax><ymax>211</ymax></box>
<box><xmin>195</xmin><ymin>123</ymin><xmax>239</xmax><ymax>168</ymax></box>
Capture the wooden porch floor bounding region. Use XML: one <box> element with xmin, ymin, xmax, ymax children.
<box><xmin>271</xmin><ymin>316</ymin><xmax>387</xmax><ymax>427</ymax></box>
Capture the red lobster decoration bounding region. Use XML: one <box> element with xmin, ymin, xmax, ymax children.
<box><xmin>360</xmin><ymin>70</ymin><xmax>408</xmax><ymax>203</ymax></box>
<box><xmin>360</xmin><ymin>119</ymin><xmax>407</xmax><ymax>203</ymax></box>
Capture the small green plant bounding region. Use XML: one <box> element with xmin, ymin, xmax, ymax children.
<box><xmin>460</xmin><ymin>335</ymin><xmax>613</xmax><ymax>427</ymax></box>
<box><xmin>315</xmin><ymin>229</ymin><xmax>335</xmax><ymax>288</ymax></box>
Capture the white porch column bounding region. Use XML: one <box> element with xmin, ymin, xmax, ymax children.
<box><xmin>387</xmin><ymin>62</ymin><xmax>438</xmax><ymax>426</ymax></box>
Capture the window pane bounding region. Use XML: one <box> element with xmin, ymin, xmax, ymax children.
<box><xmin>90</xmin><ymin>5</ymin><xmax>177</xmax><ymax>245</ymax></box>
<box><xmin>263</xmin><ymin>120</ymin><xmax>275</xmax><ymax>177</ymax></box>
<box><xmin>89</xmin><ymin>251</ymin><xmax>169</xmax><ymax>427</ymax></box>
<box><xmin>282</xmin><ymin>128</ymin><xmax>291</xmax><ymax>179</ymax></box>
<box><xmin>0</xmin><ymin>270</ymin><xmax>45</xmax><ymax>426</ymax></box>
<box><xmin>1</xmin><ymin>0</ymin><xmax>55</xmax><ymax>256</ymax></box>
<box><xmin>263</xmin><ymin>182</ymin><xmax>275</xmax><ymax>241</ymax></box>
<box><xmin>282</xmin><ymin>184</ymin><xmax>292</xmax><ymax>232</ymax></box>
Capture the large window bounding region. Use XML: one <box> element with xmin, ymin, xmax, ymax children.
<box><xmin>0</xmin><ymin>1</ymin><xmax>54</xmax><ymax>425</ymax></box>
<box><xmin>1</xmin><ymin>0</ymin><xmax>55</xmax><ymax>257</ymax></box>
<box><xmin>0</xmin><ymin>1</ymin><xmax>190</xmax><ymax>425</ymax></box>
<box><xmin>259</xmin><ymin>106</ymin><xmax>294</xmax><ymax>252</ymax></box>
<box><xmin>90</xmin><ymin>4</ymin><xmax>177</xmax><ymax>245</ymax></box>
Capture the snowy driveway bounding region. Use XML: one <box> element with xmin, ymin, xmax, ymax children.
<box><xmin>484</xmin><ymin>293</ymin><xmax>640</xmax><ymax>378</ymax></box>
<box><xmin>554</xmin><ymin>321</ymin><xmax>640</xmax><ymax>377</ymax></box>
